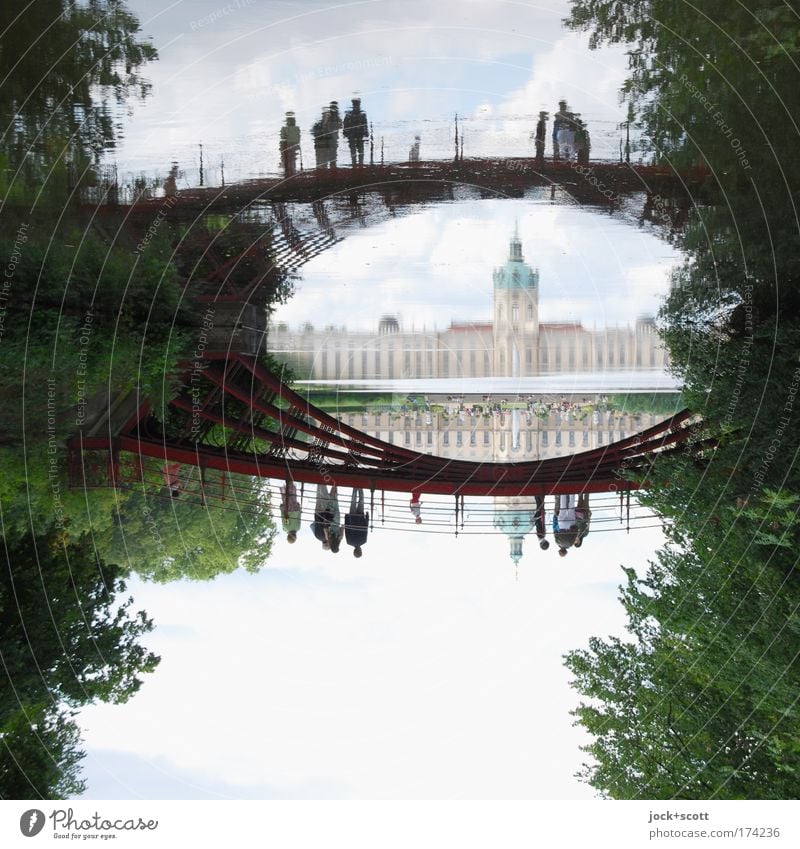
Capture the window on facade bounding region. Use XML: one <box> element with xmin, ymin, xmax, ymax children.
<box><xmin>427</xmin><ymin>431</ymin><xmax>433</xmax><ymax>445</ymax></box>
<box><xmin>568</xmin><ymin>348</ymin><xmax>575</xmax><ymax>367</ymax></box>
<box><xmin>526</xmin><ymin>347</ymin><xmax>532</xmax><ymax>365</ymax></box>
<box><xmin>375</xmin><ymin>350</ymin><xmax>381</xmax><ymax>376</ymax></box>
<box><xmin>470</xmin><ymin>431</ymin><xmax>476</xmax><ymax>446</ymax></box>
<box><xmin>404</xmin><ymin>431</ymin><xmax>411</xmax><ymax>445</ymax></box>
<box><xmin>457</xmin><ymin>432</ymin><xmax>463</xmax><ymax>447</ymax></box>
<box><xmin>619</xmin><ymin>348</ymin><xmax>625</xmax><ymax>365</ymax></box>
<box><xmin>484</xmin><ymin>430</ymin><xmax>490</xmax><ymax>446</ymax></box>
<box><xmin>583</xmin><ymin>431</ymin><xmax>589</xmax><ymax>447</ymax></box>
<box><xmin>569</xmin><ymin>431</ymin><xmax>575</xmax><ymax>447</ymax></box>
<box><xmin>443</xmin><ymin>352</ymin><xmax>449</xmax><ymax>375</ymax></box>
<box><xmin>527</xmin><ymin>304</ymin><xmax>533</xmax><ymax>320</ymax></box>
<box><xmin>484</xmin><ymin>351</ymin><xmax>490</xmax><ymax>374</ymax></box>
<box><xmin>404</xmin><ymin>351</ymin><xmax>411</xmax><ymax>375</ymax></box>
<box><xmin>416</xmin><ymin>431</ymin><xmax>422</xmax><ymax>446</ymax></box>
<box><xmin>443</xmin><ymin>432</ymin><xmax>449</xmax><ymax>446</ymax></box>
<box><xmin>512</xmin><ymin>303</ymin><xmax>519</xmax><ymax>321</ymax></box>
<box><xmin>541</xmin><ymin>348</ymin><xmax>548</xmax><ymax>367</ymax></box>
<box><xmin>555</xmin><ymin>348</ymin><xmax>562</xmax><ymax>367</ymax></box>
<box><xmin>555</xmin><ymin>431</ymin><xmax>562</xmax><ymax>446</ymax></box>
<box><xmin>541</xmin><ymin>432</ymin><xmax>549</xmax><ymax>447</ymax></box>
<box><xmin>456</xmin><ymin>351</ymin><xmax>463</xmax><ymax>375</ymax></box>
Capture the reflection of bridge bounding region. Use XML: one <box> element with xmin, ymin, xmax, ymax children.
<box><xmin>68</xmin><ymin>352</ymin><xmax>701</xmax><ymax>497</ymax></box>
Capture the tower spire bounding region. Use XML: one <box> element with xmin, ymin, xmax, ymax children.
<box><xmin>508</xmin><ymin>221</ymin><xmax>523</xmax><ymax>262</ymax></box>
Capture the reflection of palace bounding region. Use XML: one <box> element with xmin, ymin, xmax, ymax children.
<box><xmin>333</xmin><ymin>406</ymin><xmax>668</xmax><ymax>462</ymax></box>
<box><xmin>270</xmin><ymin>227</ymin><xmax>667</xmax><ymax>379</ymax></box>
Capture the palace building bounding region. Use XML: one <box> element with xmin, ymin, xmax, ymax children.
<box><xmin>269</xmin><ymin>227</ymin><xmax>667</xmax><ymax>380</ymax></box>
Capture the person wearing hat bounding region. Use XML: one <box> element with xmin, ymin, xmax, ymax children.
<box><xmin>279</xmin><ymin>111</ymin><xmax>301</xmax><ymax>176</ymax></box>
<box><xmin>343</xmin><ymin>97</ymin><xmax>369</xmax><ymax>167</ymax></box>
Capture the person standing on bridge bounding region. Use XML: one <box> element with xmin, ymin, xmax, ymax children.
<box><xmin>553</xmin><ymin>493</ymin><xmax>578</xmax><ymax>556</ymax></box>
<box><xmin>534</xmin><ymin>494</ymin><xmax>550</xmax><ymax>550</ymax></box>
<box><xmin>552</xmin><ymin>99</ymin><xmax>573</xmax><ymax>161</ymax></box>
<box><xmin>343</xmin><ymin>97</ymin><xmax>369</xmax><ymax>167</ymax></box>
<box><xmin>409</xmin><ymin>491</ymin><xmax>422</xmax><ymax>524</ymax></box>
<box><xmin>280</xmin><ymin>479</ymin><xmax>302</xmax><ymax>544</ymax></box>
<box><xmin>573</xmin><ymin>493</ymin><xmax>592</xmax><ymax>548</ymax></box>
<box><xmin>409</xmin><ymin>135</ymin><xmax>421</xmax><ymax>163</ymax></box>
<box><xmin>311</xmin><ymin>482</ymin><xmax>340</xmax><ymax>550</ymax></box>
<box><xmin>312</xmin><ymin>108</ymin><xmax>330</xmax><ymax>169</ymax></box>
<box><xmin>345</xmin><ymin>487</ymin><xmax>370</xmax><ymax>557</ymax></box>
<box><xmin>326</xmin><ymin>100</ymin><xmax>342</xmax><ymax>169</ymax></box>
<box><xmin>280</xmin><ymin>112</ymin><xmax>301</xmax><ymax>176</ymax></box>
<box><xmin>533</xmin><ymin>111</ymin><xmax>548</xmax><ymax>164</ymax></box>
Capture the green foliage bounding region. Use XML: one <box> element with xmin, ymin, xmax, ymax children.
<box><xmin>0</xmin><ymin>0</ymin><xmax>156</xmax><ymax>183</ymax></box>
<box><xmin>0</xmin><ymin>528</ymin><xmax>159</xmax><ymax>798</ymax></box>
<box><xmin>565</xmin><ymin>0</ymin><xmax>800</xmax><ymax>799</ymax></box>
<box><xmin>0</xmin><ymin>704</ymin><xmax>86</xmax><ymax>799</ymax></box>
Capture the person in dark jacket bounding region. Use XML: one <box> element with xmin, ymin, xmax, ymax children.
<box><xmin>344</xmin><ymin>487</ymin><xmax>369</xmax><ymax>557</ymax></box>
<box><xmin>343</xmin><ymin>97</ymin><xmax>369</xmax><ymax>167</ymax></box>
<box><xmin>534</xmin><ymin>494</ymin><xmax>550</xmax><ymax>550</ymax></box>
<box><xmin>534</xmin><ymin>111</ymin><xmax>547</xmax><ymax>164</ymax></box>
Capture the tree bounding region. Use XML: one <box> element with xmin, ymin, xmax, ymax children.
<box><xmin>0</xmin><ymin>529</ymin><xmax>160</xmax><ymax>719</ymax></box>
<box><xmin>0</xmin><ymin>704</ymin><xmax>86</xmax><ymax>799</ymax></box>
<box><xmin>0</xmin><ymin>0</ymin><xmax>156</xmax><ymax>191</ymax></box>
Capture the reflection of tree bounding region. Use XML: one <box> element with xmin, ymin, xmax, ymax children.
<box><xmin>0</xmin><ymin>0</ymin><xmax>156</xmax><ymax>191</ymax></box>
<box><xmin>0</xmin><ymin>529</ymin><xmax>159</xmax><ymax>797</ymax></box>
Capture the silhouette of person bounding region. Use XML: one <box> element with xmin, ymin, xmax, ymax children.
<box><xmin>574</xmin><ymin>115</ymin><xmax>591</xmax><ymax>165</ymax></box>
<box><xmin>573</xmin><ymin>493</ymin><xmax>592</xmax><ymax>548</ymax></box>
<box><xmin>534</xmin><ymin>494</ymin><xmax>550</xmax><ymax>550</ymax></box>
<box><xmin>552</xmin><ymin>99</ymin><xmax>573</xmax><ymax>161</ymax></box>
<box><xmin>553</xmin><ymin>493</ymin><xmax>578</xmax><ymax>556</ymax></box>
<box><xmin>409</xmin><ymin>492</ymin><xmax>422</xmax><ymax>524</ymax></box>
<box><xmin>280</xmin><ymin>112</ymin><xmax>301</xmax><ymax>176</ymax></box>
<box><xmin>343</xmin><ymin>97</ymin><xmax>369</xmax><ymax>167</ymax></box>
<box><xmin>163</xmin><ymin>162</ymin><xmax>179</xmax><ymax>197</ymax></box>
<box><xmin>534</xmin><ymin>112</ymin><xmax>547</xmax><ymax>164</ymax></box>
<box><xmin>312</xmin><ymin>108</ymin><xmax>330</xmax><ymax>169</ymax></box>
<box><xmin>326</xmin><ymin>100</ymin><xmax>342</xmax><ymax>168</ymax></box>
<box><xmin>311</xmin><ymin>482</ymin><xmax>340</xmax><ymax>550</ymax></box>
<box><xmin>344</xmin><ymin>487</ymin><xmax>369</xmax><ymax>557</ymax></box>
<box><xmin>409</xmin><ymin>135</ymin><xmax>420</xmax><ymax>163</ymax></box>
<box><xmin>280</xmin><ymin>480</ymin><xmax>302</xmax><ymax>543</ymax></box>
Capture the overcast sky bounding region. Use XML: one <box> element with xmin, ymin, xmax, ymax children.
<box><xmin>271</xmin><ymin>198</ymin><xmax>682</xmax><ymax>332</ymax></box>
<box><xmin>79</xmin><ymin>493</ymin><xmax>666</xmax><ymax>800</ymax></box>
<box><xmin>113</xmin><ymin>0</ymin><xmax>635</xmax><ymax>181</ymax></box>
<box><xmin>73</xmin><ymin>0</ymin><xmax>678</xmax><ymax>801</ymax></box>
